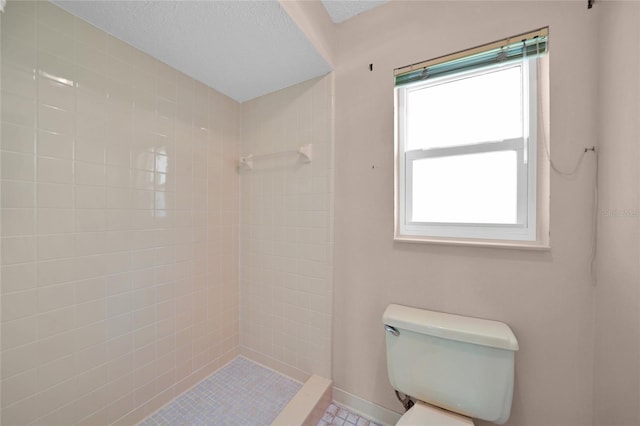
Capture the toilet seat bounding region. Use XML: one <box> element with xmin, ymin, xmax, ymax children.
<box><xmin>397</xmin><ymin>402</ymin><xmax>475</xmax><ymax>426</ymax></box>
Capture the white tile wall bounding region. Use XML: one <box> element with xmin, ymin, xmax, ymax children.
<box><xmin>1</xmin><ymin>1</ymin><xmax>240</xmax><ymax>424</ymax></box>
<box><xmin>239</xmin><ymin>76</ymin><xmax>334</xmax><ymax>378</ymax></box>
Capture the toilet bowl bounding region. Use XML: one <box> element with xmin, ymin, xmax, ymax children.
<box><xmin>397</xmin><ymin>402</ymin><xmax>474</xmax><ymax>426</ymax></box>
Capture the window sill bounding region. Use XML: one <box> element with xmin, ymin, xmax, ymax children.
<box><xmin>393</xmin><ymin>235</ymin><xmax>551</xmax><ymax>250</ymax></box>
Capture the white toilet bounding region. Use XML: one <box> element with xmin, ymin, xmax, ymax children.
<box><xmin>383</xmin><ymin>304</ymin><xmax>519</xmax><ymax>425</ymax></box>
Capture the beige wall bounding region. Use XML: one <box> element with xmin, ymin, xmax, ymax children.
<box><xmin>239</xmin><ymin>75</ymin><xmax>334</xmax><ymax>381</ymax></box>
<box><xmin>0</xmin><ymin>2</ymin><xmax>240</xmax><ymax>424</ymax></box>
<box><xmin>332</xmin><ymin>2</ymin><xmax>599</xmax><ymax>425</ymax></box>
<box><xmin>594</xmin><ymin>1</ymin><xmax>640</xmax><ymax>424</ymax></box>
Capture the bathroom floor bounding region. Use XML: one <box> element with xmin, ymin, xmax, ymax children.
<box><xmin>139</xmin><ymin>357</ymin><xmax>302</xmax><ymax>426</ymax></box>
<box><xmin>318</xmin><ymin>403</ymin><xmax>381</xmax><ymax>426</ymax></box>
<box><xmin>139</xmin><ymin>355</ymin><xmax>381</xmax><ymax>426</ymax></box>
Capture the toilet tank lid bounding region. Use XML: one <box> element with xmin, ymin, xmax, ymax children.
<box><xmin>383</xmin><ymin>304</ymin><xmax>519</xmax><ymax>351</ymax></box>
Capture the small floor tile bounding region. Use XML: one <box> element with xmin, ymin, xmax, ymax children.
<box><xmin>318</xmin><ymin>402</ymin><xmax>377</xmax><ymax>426</ymax></box>
<box><xmin>140</xmin><ymin>357</ymin><xmax>301</xmax><ymax>426</ymax></box>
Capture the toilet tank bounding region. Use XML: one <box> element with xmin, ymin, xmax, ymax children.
<box><xmin>383</xmin><ymin>304</ymin><xmax>519</xmax><ymax>424</ymax></box>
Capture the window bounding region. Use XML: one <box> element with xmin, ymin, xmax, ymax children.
<box><xmin>394</xmin><ymin>29</ymin><xmax>548</xmax><ymax>245</ymax></box>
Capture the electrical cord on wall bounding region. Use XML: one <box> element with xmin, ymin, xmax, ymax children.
<box><xmin>590</xmin><ymin>154</ymin><xmax>599</xmax><ymax>285</ymax></box>
<box><xmin>537</xmin><ymin>60</ymin><xmax>599</xmax><ymax>285</ymax></box>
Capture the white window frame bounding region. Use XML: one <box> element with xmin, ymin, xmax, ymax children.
<box><xmin>395</xmin><ymin>59</ymin><xmax>538</xmax><ymax>243</ymax></box>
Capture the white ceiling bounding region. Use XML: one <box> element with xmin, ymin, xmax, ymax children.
<box><xmin>52</xmin><ymin>0</ymin><xmax>388</xmax><ymax>103</ymax></box>
<box><xmin>321</xmin><ymin>0</ymin><xmax>389</xmax><ymax>24</ymax></box>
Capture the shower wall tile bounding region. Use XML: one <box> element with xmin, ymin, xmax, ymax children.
<box><xmin>0</xmin><ymin>1</ymin><xmax>240</xmax><ymax>425</ymax></box>
<box><xmin>240</xmin><ymin>76</ymin><xmax>334</xmax><ymax>379</ymax></box>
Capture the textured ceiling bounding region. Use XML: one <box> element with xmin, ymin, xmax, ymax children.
<box><xmin>52</xmin><ymin>0</ymin><xmax>332</xmax><ymax>103</ymax></box>
<box><xmin>320</xmin><ymin>0</ymin><xmax>389</xmax><ymax>24</ymax></box>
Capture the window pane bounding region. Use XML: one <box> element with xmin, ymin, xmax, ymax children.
<box><xmin>406</xmin><ymin>65</ymin><xmax>523</xmax><ymax>150</ymax></box>
<box><xmin>411</xmin><ymin>151</ymin><xmax>518</xmax><ymax>224</ymax></box>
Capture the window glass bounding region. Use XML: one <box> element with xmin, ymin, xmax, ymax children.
<box><xmin>406</xmin><ymin>65</ymin><xmax>523</xmax><ymax>150</ymax></box>
<box><xmin>411</xmin><ymin>150</ymin><xmax>518</xmax><ymax>224</ymax></box>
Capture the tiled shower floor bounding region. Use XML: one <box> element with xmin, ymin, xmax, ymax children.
<box><xmin>140</xmin><ymin>356</ymin><xmax>382</xmax><ymax>426</ymax></box>
<box><xmin>140</xmin><ymin>357</ymin><xmax>302</xmax><ymax>426</ymax></box>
